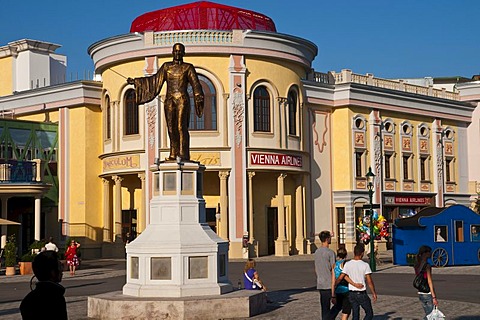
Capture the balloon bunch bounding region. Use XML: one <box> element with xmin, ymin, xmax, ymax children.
<box><xmin>356</xmin><ymin>211</ymin><xmax>389</xmax><ymax>245</ymax></box>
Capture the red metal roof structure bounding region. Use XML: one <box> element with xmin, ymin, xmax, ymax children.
<box><xmin>130</xmin><ymin>1</ymin><xmax>277</xmax><ymax>33</ymax></box>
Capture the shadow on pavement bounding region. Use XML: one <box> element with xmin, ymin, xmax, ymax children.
<box><xmin>263</xmin><ymin>287</ymin><xmax>316</xmax><ymax>312</ymax></box>
<box><xmin>0</xmin><ymin>308</ymin><xmax>21</xmax><ymax>317</ymax></box>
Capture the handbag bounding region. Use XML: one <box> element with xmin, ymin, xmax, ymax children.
<box><xmin>244</xmin><ymin>272</ymin><xmax>263</xmax><ymax>289</ymax></box>
<box><xmin>426</xmin><ymin>306</ymin><xmax>445</xmax><ymax>320</ymax></box>
<box><xmin>413</xmin><ymin>263</ymin><xmax>430</xmax><ymax>293</ymax></box>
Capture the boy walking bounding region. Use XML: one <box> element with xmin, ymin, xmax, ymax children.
<box><xmin>338</xmin><ymin>243</ymin><xmax>377</xmax><ymax>320</ymax></box>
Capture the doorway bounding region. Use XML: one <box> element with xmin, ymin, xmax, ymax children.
<box><xmin>122</xmin><ymin>209</ymin><xmax>137</xmax><ymax>243</ymax></box>
<box><xmin>205</xmin><ymin>208</ymin><xmax>217</xmax><ymax>232</ymax></box>
<box><xmin>267</xmin><ymin>207</ymin><xmax>278</xmax><ymax>255</ymax></box>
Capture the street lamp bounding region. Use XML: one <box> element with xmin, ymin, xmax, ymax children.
<box><xmin>366</xmin><ymin>166</ymin><xmax>376</xmax><ymax>272</ymax></box>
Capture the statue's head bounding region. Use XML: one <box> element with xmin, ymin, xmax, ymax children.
<box><xmin>172</xmin><ymin>43</ymin><xmax>185</xmax><ymax>61</ymax></box>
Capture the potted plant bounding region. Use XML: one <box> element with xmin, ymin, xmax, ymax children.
<box><xmin>19</xmin><ymin>252</ymin><xmax>34</xmax><ymax>275</ymax></box>
<box><xmin>19</xmin><ymin>240</ymin><xmax>45</xmax><ymax>275</ymax></box>
<box><xmin>4</xmin><ymin>235</ymin><xmax>17</xmax><ymax>276</ymax></box>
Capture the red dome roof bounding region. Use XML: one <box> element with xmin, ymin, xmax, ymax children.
<box><xmin>130</xmin><ymin>1</ymin><xmax>276</xmax><ymax>33</ymax></box>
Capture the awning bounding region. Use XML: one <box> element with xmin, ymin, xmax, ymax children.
<box><xmin>0</xmin><ymin>218</ymin><xmax>20</xmax><ymax>225</ymax></box>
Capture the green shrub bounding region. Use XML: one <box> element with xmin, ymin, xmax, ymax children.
<box><xmin>29</xmin><ymin>240</ymin><xmax>46</xmax><ymax>251</ymax></box>
<box><xmin>20</xmin><ymin>240</ymin><xmax>46</xmax><ymax>262</ymax></box>
<box><xmin>21</xmin><ymin>253</ymin><xmax>35</xmax><ymax>262</ymax></box>
<box><xmin>4</xmin><ymin>235</ymin><xmax>17</xmax><ymax>267</ymax></box>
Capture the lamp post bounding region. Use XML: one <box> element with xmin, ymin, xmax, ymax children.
<box><xmin>366</xmin><ymin>166</ymin><xmax>376</xmax><ymax>272</ymax></box>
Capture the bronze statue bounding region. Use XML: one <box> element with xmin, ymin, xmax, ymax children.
<box><xmin>127</xmin><ymin>43</ymin><xmax>204</xmax><ymax>161</ymax></box>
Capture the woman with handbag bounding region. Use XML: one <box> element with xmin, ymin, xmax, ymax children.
<box><xmin>243</xmin><ymin>259</ymin><xmax>266</xmax><ymax>291</ymax></box>
<box><xmin>414</xmin><ymin>245</ymin><xmax>438</xmax><ymax>318</ymax></box>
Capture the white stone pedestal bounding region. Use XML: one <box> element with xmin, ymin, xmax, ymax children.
<box><xmin>88</xmin><ymin>290</ymin><xmax>267</xmax><ymax>320</ymax></box>
<box><xmin>122</xmin><ymin>161</ymin><xmax>232</xmax><ymax>297</ymax></box>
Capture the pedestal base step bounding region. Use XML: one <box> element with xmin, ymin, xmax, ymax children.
<box><xmin>88</xmin><ymin>290</ymin><xmax>267</xmax><ymax>320</ymax></box>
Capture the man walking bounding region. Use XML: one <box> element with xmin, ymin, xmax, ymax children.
<box><xmin>339</xmin><ymin>243</ymin><xmax>377</xmax><ymax>320</ymax></box>
<box><xmin>44</xmin><ymin>237</ymin><xmax>59</xmax><ymax>252</ymax></box>
<box><xmin>314</xmin><ymin>230</ymin><xmax>336</xmax><ymax>319</ymax></box>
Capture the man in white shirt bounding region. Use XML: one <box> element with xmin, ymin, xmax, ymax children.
<box><xmin>45</xmin><ymin>237</ymin><xmax>59</xmax><ymax>252</ymax></box>
<box><xmin>338</xmin><ymin>243</ymin><xmax>377</xmax><ymax>320</ymax></box>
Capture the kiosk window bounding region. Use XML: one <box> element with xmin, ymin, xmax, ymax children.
<box><xmin>455</xmin><ymin>221</ymin><xmax>464</xmax><ymax>242</ymax></box>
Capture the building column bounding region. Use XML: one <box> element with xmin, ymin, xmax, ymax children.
<box><xmin>1</xmin><ymin>197</ymin><xmax>9</xmax><ymax>248</ymax></box>
<box><xmin>138</xmin><ymin>173</ymin><xmax>146</xmax><ymax>233</ymax></box>
<box><xmin>222</xmin><ymin>93</ymin><xmax>229</xmax><ymax>147</ymax></box>
<box><xmin>218</xmin><ymin>171</ymin><xmax>229</xmax><ymax>240</ymax></box>
<box><xmin>295</xmin><ymin>175</ymin><xmax>306</xmax><ymax>254</ymax></box>
<box><xmin>34</xmin><ymin>196</ymin><xmax>41</xmax><ymax>241</ymax></box>
<box><xmin>275</xmin><ymin>173</ymin><xmax>289</xmax><ymax>256</ymax></box>
<box><xmin>247</xmin><ymin>171</ymin><xmax>255</xmax><ymax>243</ymax></box>
<box><xmin>112</xmin><ymin>175</ymin><xmax>123</xmax><ymax>241</ymax></box>
<box><xmin>102</xmin><ymin>178</ymin><xmax>111</xmax><ymax>242</ymax></box>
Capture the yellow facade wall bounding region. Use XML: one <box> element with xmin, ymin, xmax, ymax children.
<box><xmin>331</xmin><ymin>107</ymin><xmax>353</xmax><ymax>190</ymax></box>
<box><xmin>67</xmin><ymin>106</ymin><xmax>103</xmax><ymax>243</ymax></box>
<box><xmin>103</xmin><ymin>55</ymin><xmax>303</xmax><ymax>103</ymax></box>
<box><xmin>0</xmin><ymin>56</ymin><xmax>13</xmax><ymax>97</ymax></box>
<box><xmin>103</xmin><ymin>56</ymin><xmax>232</xmax><ymax>101</ymax></box>
<box><xmin>17</xmin><ymin>110</ymin><xmax>60</xmax><ymax>123</ymax></box>
<box><xmin>245</xmin><ymin>58</ymin><xmax>303</xmax><ymax>95</ymax></box>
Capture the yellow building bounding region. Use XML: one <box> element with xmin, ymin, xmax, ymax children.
<box><xmin>0</xmin><ymin>2</ymin><xmax>476</xmax><ymax>258</ymax></box>
<box><xmin>308</xmin><ymin>69</ymin><xmax>475</xmax><ymax>251</ymax></box>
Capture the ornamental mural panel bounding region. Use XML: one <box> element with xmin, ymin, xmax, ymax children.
<box><xmin>402</xmin><ymin>137</ymin><xmax>411</xmax><ymax>152</ymax></box>
<box><xmin>354</xmin><ymin>132</ymin><xmax>365</xmax><ymax>148</ymax></box>
<box><xmin>383</xmin><ymin>135</ymin><xmax>394</xmax><ymax>151</ymax></box>
<box><xmin>445</xmin><ymin>142</ymin><xmax>454</xmax><ymax>156</ymax></box>
<box><xmin>419</xmin><ymin>138</ymin><xmax>429</xmax><ymax>154</ymax></box>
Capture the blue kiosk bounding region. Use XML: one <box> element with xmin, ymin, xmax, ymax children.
<box><xmin>393</xmin><ymin>205</ymin><xmax>480</xmax><ymax>266</ymax></box>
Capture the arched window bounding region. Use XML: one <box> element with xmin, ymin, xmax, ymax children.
<box><xmin>253</xmin><ymin>86</ymin><xmax>270</xmax><ymax>132</ymax></box>
<box><xmin>124</xmin><ymin>89</ymin><xmax>138</xmax><ymax>135</ymax></box>
<box><xmin>105</xmin><ymin>95</ymin><xmax>111</xmax><ymax>139</ymax></box>
<box><xmin>288</xmin><ymin>90</ymin><xmax>297</xmax><ymax>135</ymax></box>
<box><xmin>189</xmin><ymin>75</ymin><xmax>217</xmax><ymax>130</ymax></box>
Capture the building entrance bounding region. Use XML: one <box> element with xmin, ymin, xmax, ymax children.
<box><xmin>122</xmin><ymin>209</ymin><xmax>137</xmax><ymax>243</ymax></box>
<box><xmin>267</xmin><ymin>207</ymin><xmax>278</xmax><ymax>255</ymax></box>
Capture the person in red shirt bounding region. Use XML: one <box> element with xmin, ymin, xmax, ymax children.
<box><xmin>65</xmin><ymin>240</ymin><xmax>80</xmax><ymax>276</ymax></box>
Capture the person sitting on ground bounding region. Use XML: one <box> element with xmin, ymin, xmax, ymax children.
<box><xmin>243</xmin><ymin>258</ymin><xmax>267</xmax><ymax>291</ymax></box>
<box><xmin>19</xmin><ymin>251</ymin><xmax>67</xmax><ymax>320</ymax></box>
<box><xmin>45</xmin><ymin>236</ymin><xmax>59</xmax><ymax>252</ymax></box>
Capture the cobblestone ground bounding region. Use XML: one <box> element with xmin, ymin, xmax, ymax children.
<box><xmin>2</xmin><ymin>292</ymin><xmax>479</xmax><ymax>320</ymax></box>
<box><xmin>2</xmin><ymin>257</ymin><xmax>480</xmax><ymax>320</ymax></box>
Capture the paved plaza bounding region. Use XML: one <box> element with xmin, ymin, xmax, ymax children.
<box><xmin>1</xmin><ymin>253</ymin><xmax>480</xmax><ymax>319</ymax></box>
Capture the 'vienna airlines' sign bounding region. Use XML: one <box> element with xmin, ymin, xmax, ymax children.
<box><xmin>250</xmin><ymin>152</ymin><xmax>302</xmax><ymax>168</ymax></box>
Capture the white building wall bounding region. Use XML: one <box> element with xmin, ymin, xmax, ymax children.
<box><xmin>309</xmin><ymin>109</ymin><xmax>333</xmax><ymax>234</ymax></box>
<box><xmin>11</xmin><ymin>41</ymin><xmax>66</xmax><ymax>92</ymax></box>
<box><xmin>50</xmin><ymin>53</ymin><xmax>67</xmax><ymax>85</ymax></box>
<box><xmin>458</xmin><ymin>81</ymin><xmax>480</xmax><ymax>185</ymax></box>
<box><xmin>457</xmin><ymin>125</ymin><xmax>470</xmax><ymax>194</ymax></box>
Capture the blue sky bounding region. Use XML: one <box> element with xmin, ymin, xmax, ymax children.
<box><xmin>1</xmin><ymin>0</ymin><xmax>478</xmax><ymax>79</ymax></box>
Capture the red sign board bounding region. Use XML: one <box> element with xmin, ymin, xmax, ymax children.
<box><xmin>250</xmin><ymin>153</ymin><xmax>302</xmax><ymax>168</ymax></box>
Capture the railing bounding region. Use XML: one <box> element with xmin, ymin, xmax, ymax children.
<box><xmin>0</xmin><ymin>160</ymin><xmax>37</xmax><ymax>183</ymax></box>
<box><xmin>312</xmin><ymin>69</ymin><xmax>459</xmax><ymax>101</ymax></box>
<box><xmin>153</xmin><ymin>30</ymin><xmax>234</xmax><ymax>46</ymax></box>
